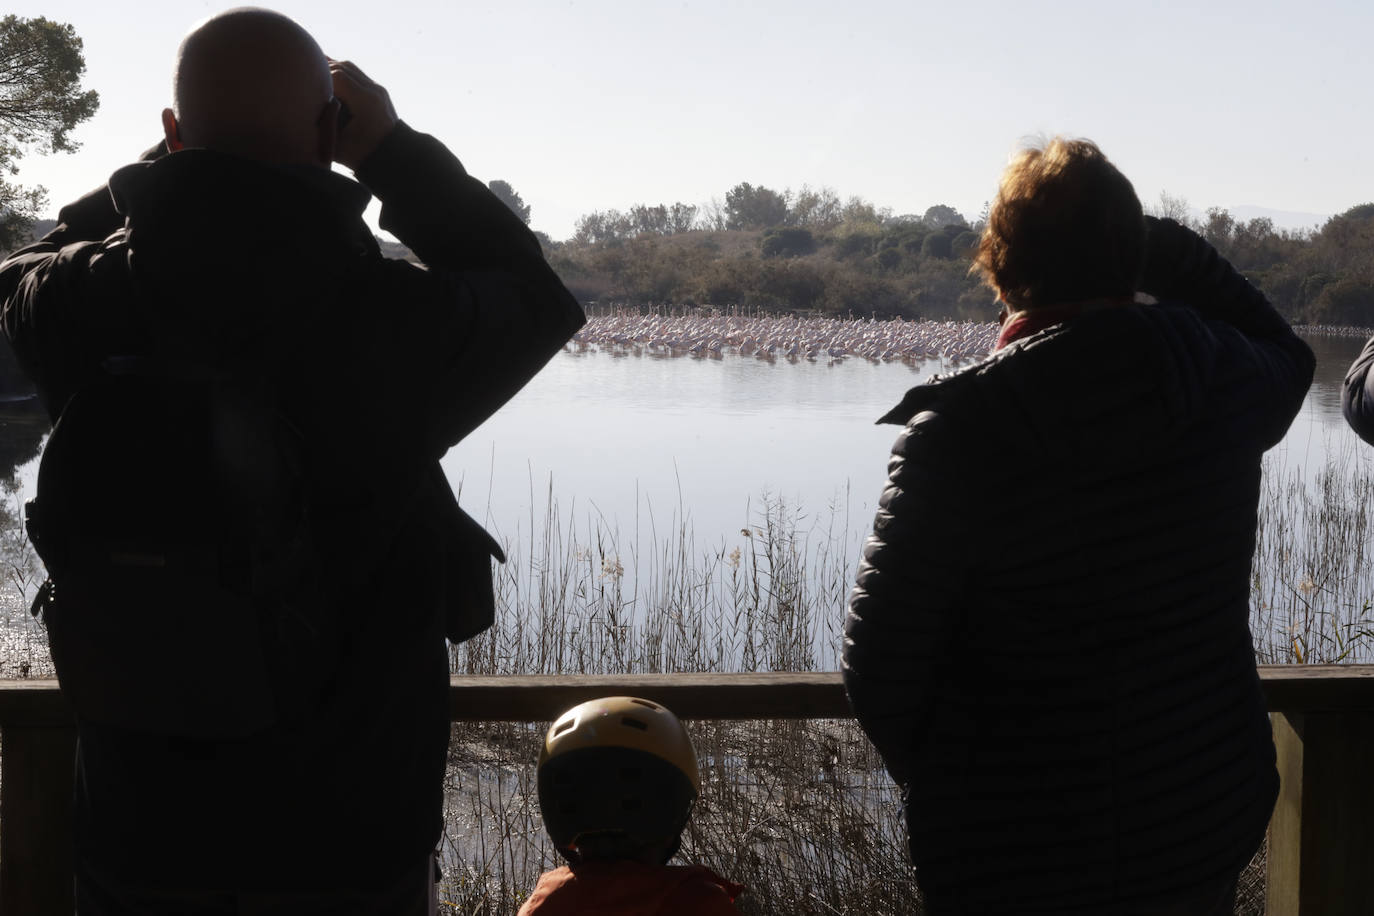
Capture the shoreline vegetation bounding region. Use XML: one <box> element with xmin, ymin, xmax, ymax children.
<box><xmin>527</xmin><ymin>190</ymin><xmax>1374</xmax><ymax>329</ymax></box>
<box><xmin>0</xmin><ymin>326</ymin><xmax>1368</xmax><ymax>913</ymax></box>
<box><xmin>375</xmin><ymin>188</ymin><xmax>1374</xmax><ymax>329</ymax></box>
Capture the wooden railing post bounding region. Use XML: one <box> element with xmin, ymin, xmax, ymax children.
<box><xmin>0</xmin><ymin>723</ymin><xmax>75</xmax><ymax>915</ymax></box>
<box><xmin>1267</xmin><ymin>710</ymin><xmax>1374</xmax><ymax>916</ymax></box>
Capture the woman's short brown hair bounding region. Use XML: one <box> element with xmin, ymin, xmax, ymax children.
<box><xmin>972</xmin><ymin>138</ymin><xmax>1145</xmax><ymax>310</ymax></box>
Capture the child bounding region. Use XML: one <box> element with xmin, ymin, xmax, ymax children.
<box><xmin>518</xmin><ymin>696</ymin><xmax>744</xmax><ymax>915</ymax></box>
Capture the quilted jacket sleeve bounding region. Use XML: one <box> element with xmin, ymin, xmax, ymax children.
<box><xmin>842</xmin><ymin>405</ymin><xmax>984</xmax><ymax>786</ymax></box>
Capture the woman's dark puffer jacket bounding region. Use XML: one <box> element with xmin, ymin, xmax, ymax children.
<box><xmin>843</xmin><ymin>219</ymin><xmax>1314</xmax><ymax>914</ymax></box>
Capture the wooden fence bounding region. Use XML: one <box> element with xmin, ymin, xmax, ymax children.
<box><xmin>1</xmin><ymin>666</ymin><xmax>1371</xmax><ymax>915</ymax></box>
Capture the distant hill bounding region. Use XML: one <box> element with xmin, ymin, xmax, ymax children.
<box><xmin>1228</xmin><ymin>205</ymin><xmax>1329</xmax><ymax>234</ymax></box>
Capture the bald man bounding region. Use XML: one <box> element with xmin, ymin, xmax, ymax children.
<box><xmin>0</xmin><ymin>8</ymin><xmax>583</xmax><ymax>913</ymax></box>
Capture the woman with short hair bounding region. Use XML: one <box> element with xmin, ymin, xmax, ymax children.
<box><xmin>844</xmin><ymin>137</ymin><xmax>1314</xmax><ymax>915</ymax></box>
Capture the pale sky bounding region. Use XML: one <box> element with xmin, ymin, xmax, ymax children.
<box><xmin>8</xmin><ymin>0</ymin><xmax>1371</xmax><ymax>241</ymax></box>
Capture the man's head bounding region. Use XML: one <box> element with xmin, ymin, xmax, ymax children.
<box><xmin>973</xmin><ymin>137</ymin><xmax>1145</xmax><ymax>311</ymax></box>
<box><xmin>162</xmin><ymin>8</ymin><xmax>336</xmax><ymax>166</ymax></box>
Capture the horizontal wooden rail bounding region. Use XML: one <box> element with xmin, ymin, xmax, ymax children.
<box><xmin>1</xmin><ymin>665</ymin><xmax>1371</xmax><ymax>915</ymax></box>
<box><xmin>0</xmin><ymin>664</ymin><xmax>1369</xmax><ymax>726</ymax></box>
<box><xmin>446</xmin><ymin>670</ymin><xmax>853</xmax><ymax>721</ymax></box>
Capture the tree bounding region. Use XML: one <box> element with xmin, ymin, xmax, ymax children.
<box><xmin>1201</xmin><ymin>207</ymin><xmax>1235</xmax><ymax>250</ymax></box>
<box><xmin>761</xmin><ymin>227</ymin><xmax>816</xmax><ymax>259</ymax></box>
<box><xmin>666</xmin><ymin>201</ymin><xmax>698</xmax><ymax>234</ymax></box>
<box><xmin>724</xmin><ymin>182</ymin><xmax>788</xmax><ymax>230</ymax></box>
<box><xmin>841</xmin><ymin>196</ymin><xmax>889</xmax><ymax>227</ymax></box>
<box><xmin>1152</xmin><ymin>191</ymin><xmax>1191</xmax><ymax>223</ymax></box>
<box><xmin>787</xmin><ymin>185</ymin><xmax>842</xmax><ymax>229</ymax></box>
<box><xmin>574</xmin><ymin>209</ymin><xmax>631</xmax><ymax>245</ymax></box>
<box><xmin>488</xmin><ymin>179</ymin><xmax>531</xmax><ymax>225</ymax></box>
<box><xmin>699</xmin><ymin>197</ymin><xmax>728</xmax><ymax>231</ymax></box>
<box><xmin>921</xmin><ymin>204</ymin><xmax>967</xmax><ymax>230</ymax></box>
<box><xmin>951</xmin><ymin>230</ymin><xmax>981</xmax><ymax>258</ymax></box>
<box><xmin>921</xmin><ymin>232</ymin><xmax>953</xmax><ymax>259</ymax></box>
<box><xmin>0</xmin><ymin>15</ymin><xmax>99</xmax><ymax>251</ymax></box>
<box><xmin>629</xmin><ymin>203</ymin><xmax>669</xmax><ymax>236</ymax></box>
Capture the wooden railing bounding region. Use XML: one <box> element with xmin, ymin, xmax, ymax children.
<box><xmin>1</xmin><ymin>666</ymin><xmax>1371</xmax><ymax>915</ymax></box>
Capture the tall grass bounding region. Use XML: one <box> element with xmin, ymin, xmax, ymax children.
<box><xmin>450</xmin><ymin>486</ymin><xmax>849</xmax><ymax>677</ymax></box>
<box><xmin>0</xmin><ymin>478</ymin><xmax>51</xmax><ymax>679</ymax></box>
<box><xmin>1252</xmin><ymin>447</ymin><xmax>1374</xmax><ymax>664</ymax></box>
<box><xmin>439</xmin><ymin>491</ymin><xmax>908</xmax><ymax>914</ymax></box>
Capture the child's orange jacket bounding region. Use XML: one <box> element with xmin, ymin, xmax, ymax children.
<box><xmin>517</xmin><ymin>860</ymin><xmax>744</xmax><ymax>915</ymax></box>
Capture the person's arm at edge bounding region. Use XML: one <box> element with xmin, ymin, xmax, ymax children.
<box><xmin>1342</xmin><ymin>337</ymin><xmax>1374</xmax><ymax>445</ymax></box>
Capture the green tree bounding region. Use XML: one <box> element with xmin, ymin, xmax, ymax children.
<box><xmin>666</xmin><ymin>201</ymin><xmax>698</xmax><ymax>234</ymax></box>
<box><xmin>921</xmin><ymin>204</ymin><xmax>967</xmax><ymax>230</ymax></box>
<box><xmin>841</xmin><ymin>196</ymin><xmax>888</xmax><ymax>227</ymax></box>
<box><xmin>488</xmin><ymin>179</ymin><xmax>531</xmax><ymax>225</ymax></box>
<box><xmin>761</xmin><ymin>226</ymin><xmax>816</xmax><ymax>258</ymax></box>
<box><xmin>787</xmin><ymin>184</ymin><xmax>842</xmax><ymax>229</ymax></box>
<box><xmin>1201</xmin><ymin>207</ymin><xmax>1235</xmax><ymax>250</ymax></box>
<box><xmin>724</xmin><ymin>182</ymin><xmax>788</xmax><ymax>230</ymax></box>
<box><xmin>921</xmin><ymin>232</ymin><xmax>953</xmax><ymax>259</ymax></box>
<box><xmin>951</xmin><ymin>230</ymin><xmax>981</xmax><ymax>258</ymax></box>
<box><xmin>0</xmin><ymin>15</ymin><xmax>99</xmax><ymax>251</ymax></box>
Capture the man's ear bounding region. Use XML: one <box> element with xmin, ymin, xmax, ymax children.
<box><xmin>161</xmin><ymin>109</ymin><xmax>184</xmax><ymax>152</ymax></box>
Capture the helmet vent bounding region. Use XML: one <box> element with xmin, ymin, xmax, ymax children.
<box><xmin>621</xmin><ymin>716</ymin><xmax>648</xmax><ymax>730</ymax></box>
<box><xmin>629</xmin><ymin>699</ymin><xmax>659</xmax><ymax>710</ymax></box>
<box><xmin>552</xmin><ymin>718</ymin><xmax>577</xmax><ymax>737</ymax></box>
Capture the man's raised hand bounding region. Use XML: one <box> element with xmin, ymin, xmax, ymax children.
<box><xmin>328</xmin><ymin>59</ymin><xmax>398</xmax><ymax>170</ymax></box>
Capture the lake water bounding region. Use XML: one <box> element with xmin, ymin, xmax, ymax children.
<box><xmin>0</xmin><ymin>327</ymin><xmax>1370</xmax><ymax>672</ymax></box>
<box><xmin>439</xmin><ymin>330</ymin><xmax>1374</xmax><ymax>559</ymax></box>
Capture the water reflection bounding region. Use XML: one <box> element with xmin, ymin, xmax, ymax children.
<box><xmin>1300</xmin><ymin>334</ymin><xmax>1361</xmax><ymax>425</ymax></box>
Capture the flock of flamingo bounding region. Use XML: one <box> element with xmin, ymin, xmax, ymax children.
<box><xmin>567</xmin><ymin>312</ymin><xmax>998</xmax><ymax>366</ymax></box>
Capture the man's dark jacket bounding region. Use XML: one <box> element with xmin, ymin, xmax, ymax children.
<box><xmin>0</xmin><ymin>123</ymin><xmax>585</xmax><ymax>890</ymax></box>
<box><xmin>843</xmin><ymin>219</ymin><xmax>1313</xmax><ymax>914</ymax></box>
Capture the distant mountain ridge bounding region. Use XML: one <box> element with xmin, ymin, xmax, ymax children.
<box><xmin>1227</xmin><ymin>205</ymin><xmax>1329</xmax><ymax>233</ymax></box>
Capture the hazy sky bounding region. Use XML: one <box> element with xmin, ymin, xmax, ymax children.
<box><xmin>8</xmin><ymin>0</ymin><xmax>1371</xmax><ymax>241</ymax></box>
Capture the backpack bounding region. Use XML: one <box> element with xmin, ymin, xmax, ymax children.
<box><xmin>25</xmin><ymin>362</ymin><xmax>336</xmax><ymax>739</ymax></box>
